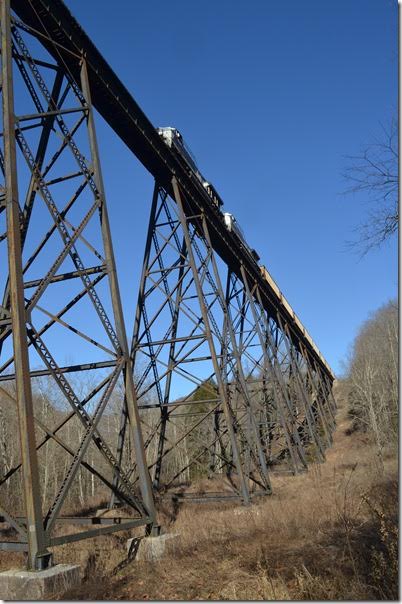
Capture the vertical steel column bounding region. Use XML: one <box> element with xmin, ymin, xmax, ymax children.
<box><xmin>129</xmin><ymin>183</ymin><xmax>174</xmax><ymax>489</ymax></box>
<box><xmin>110</xmin><ymin>183</ymin><xmax>161</xmax><ymax>507</ymax></box>
<box><xmin>241</xmin><ymin>267</ymin><xmax>300</xmax><ymax>474</ymax></box>
<box><xmin>256</xmin><ymin>309</ymin><xmax>308</xmax><ymax>470</ymax></box>
<box><xmin>107</xmin><ymin>402</ymin><xmax>128</xmax><ymax>510</ymax></box>
<box><xmin>131</xmin><ymin>182</ymin><xmax>161</xmax><ymax>365</ymax></box>
<box><xmin>201</xmin><ymin>221</ymin><xmax>271</xmax><ymax>492</ymax></box>
<box><xmin>1</xmin><ymin>0</ymin><xmax>49</xmax><ymax>570</ymax></box>
<box><xmin>260</xmin><ymin>327</ymin><xmax>274</xmax><ymax>463</ymax></box>
<box><xmin>0</xmin><ymin>70</ymin><xmax>64</xmax><ymax>349</ymax></box>
<box><xmin>302</xmin><ymin>347</ymin><xmax>336</xmax><ymax>431</ymax></box>
<box><xmin>277</xmin><ymin>317</ymin><xmax>326</xmax><ymax>461</ymax></box>
<box><xmin>172</xmin><ymin>178</ymin><xmax>250</xmax><ymax>503</ymax></box>
<box><xmin>322</xmin><ymin>372</ymin><xmax>337</xmax><ymax>419</ymax></box>
<box><xmin>316</xmin><ymin>365</ymin><xmax>337</xmax><ymax>425</ymax></box>
<box><xmin>216</xmin><ymin>280</ymin><xmax>232</xmax><ymax>477</ymax></box>
<box><xmin>297</xmin><ymin>344</ymin><xmax>333</xmax><ymax>448</ymax></box>
<box><xmin>153</xmin><ymin>233</ymin><xmax>188</xmax><ymax>488</ymax></box>
<box><xmin>80</xmin><ymin>60</ymin><xmax>157</xmax><ymax>527</ymax></box>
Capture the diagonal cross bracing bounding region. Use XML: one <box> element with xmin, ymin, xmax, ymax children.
<box><xmin>127</xmin><ymin>180</ymin><xmax>335</xmax><ymax>502</ymax></box>
<box><xmin>0</xmin><ymin>2</ymin><xmax>156</xmax><ymax>569</ymax></box>
<box><xmin>0</xmin><ymin>0</ymin><xmax>337</xmax><ymax>572</ymax></box>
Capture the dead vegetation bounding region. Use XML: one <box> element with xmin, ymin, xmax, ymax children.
<box><xmin>47</xmin><ymin>383</ymin><xmax>398</xmax><ymax>601</ymax></box>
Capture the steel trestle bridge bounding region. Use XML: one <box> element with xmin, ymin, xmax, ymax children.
<box><xmin>0</xmin><ymin>0</ymin><xmax>336</xmax><ymax>570</ymax></box>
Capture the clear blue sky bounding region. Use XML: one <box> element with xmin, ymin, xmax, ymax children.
<box><xmin>65</xmin><ymin>0</ymin><xmax>397</xmax><ymax>376</ymax></box>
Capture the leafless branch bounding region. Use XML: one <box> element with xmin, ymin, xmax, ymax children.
<box><xmin>342</xmin><ymin>116</ymin><xmax>398</xmax><ymax>255</ymax></box>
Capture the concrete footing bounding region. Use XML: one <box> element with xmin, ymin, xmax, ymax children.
<box><xmin>127</xmin><ymin>533</ymin><xmax>179</xmax><ymax>562</ymax></box>
<box><xmin>0</xmin><ymin>564</ymin><xmax>81</xmax><ymax>600</ymax></box>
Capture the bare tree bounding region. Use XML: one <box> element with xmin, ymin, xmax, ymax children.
<box><xmin>343</xmin><ymin>117</ymin><xmax>398</xmax><ymax>254</ymax></box>
<box><xmin>346</xmin><ymin>299</ymin><xmax>398</xmax><ymax>455</ymax></box>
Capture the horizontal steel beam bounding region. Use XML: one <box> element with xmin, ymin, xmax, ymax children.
<box><xmin>0</xmin><ymin>541</ymin><xmax>28</xmax><ymax>551</ymax></box>
<box><xmin>49</xmin><ymin>517</ymin><xmax>151</xmax><ymax>546</ymax></box>
<box><xmin>0</xmin><ymin>515</ymin><xmax>142</xmax><ymax>526</ymax></box>
<box><xmin>0</xmin><ymin>360</ymin><xmax>117</xmax><ymax>381</ymax></box>
<box><xmin>168</xmin><ymin>490</ymin><xmax>268</xmax><ymax>503</ymax></box>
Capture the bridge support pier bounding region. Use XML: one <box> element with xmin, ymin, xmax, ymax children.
<box><xmin>127</xmin><ymin>533</ymin><xmax>178</xmax><ymax>562</ymax></box>
<box><xmin>0</xmin><ymin>564</ymin><xmax>81</xmax><ymax>600</ymax></box>
<box><xmin>127</xmin><ymin>532</ymin><xmax>179</xmax><ymax>562</ymax></box>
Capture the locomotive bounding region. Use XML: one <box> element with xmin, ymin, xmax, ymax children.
<box><xmin>223</xmin><ymin>212</ymin><xmax>260</xmax><ymax>264</ymax></box>
<box><xmin>157</xmin><ymin>127</ymin><xmax>223</xmax><ymax>210</ymax></box>
<box><xmin>157</xmin><ymin>126</ymin><xmax>259</xmax><ymax>264</ymax></box>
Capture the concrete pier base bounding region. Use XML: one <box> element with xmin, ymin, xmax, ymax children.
<box><xmin>0</xmin><ymin>564</ymin><xmax>81</xmax><ymax>600</ymax></box>
<box><xmin>127</xmin><ymin>533</ymin><xmax>179</xmax><ymax>562</ymax></box>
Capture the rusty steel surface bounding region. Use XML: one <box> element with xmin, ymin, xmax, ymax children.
<box><xmin>0</xmin><ymin>0</ymin><xmax>337</xmax><ymax>571</ymax></box>
<box><xmin>0</xmin><ymin>0</ymin><xmax>156</xmax><ymax>569</ymax></box>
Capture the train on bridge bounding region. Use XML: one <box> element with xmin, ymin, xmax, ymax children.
<box><xmin>158</xmin><ymin>127</ymin><xmax>260</xmax><ymax>261</ymax></box>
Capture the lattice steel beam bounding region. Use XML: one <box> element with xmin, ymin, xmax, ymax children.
<box><xmin>0</xmin><ymin>3</ymin><xmax>156</xmax><ymax>569</ymax></box>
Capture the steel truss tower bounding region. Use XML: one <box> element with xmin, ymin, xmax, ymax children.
<box><xmin>0</xmin><ymin>0</ymin><xmax>337</xmax><ymax>572</ymax></box>
<box><xmin>127</xmin><ymin>180</ymin><xmax>336</xmax><ymax>503</ymax></box>
<box><xmin>0</xmin><ymin>0</ymin><xmax>156</xmax><ymax>569</ymax></box>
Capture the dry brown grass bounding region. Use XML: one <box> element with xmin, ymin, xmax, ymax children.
<box><xmin>2</xmin><ymin>388</ymin><xmax>398</xmax><ymax>600</ymax></box>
